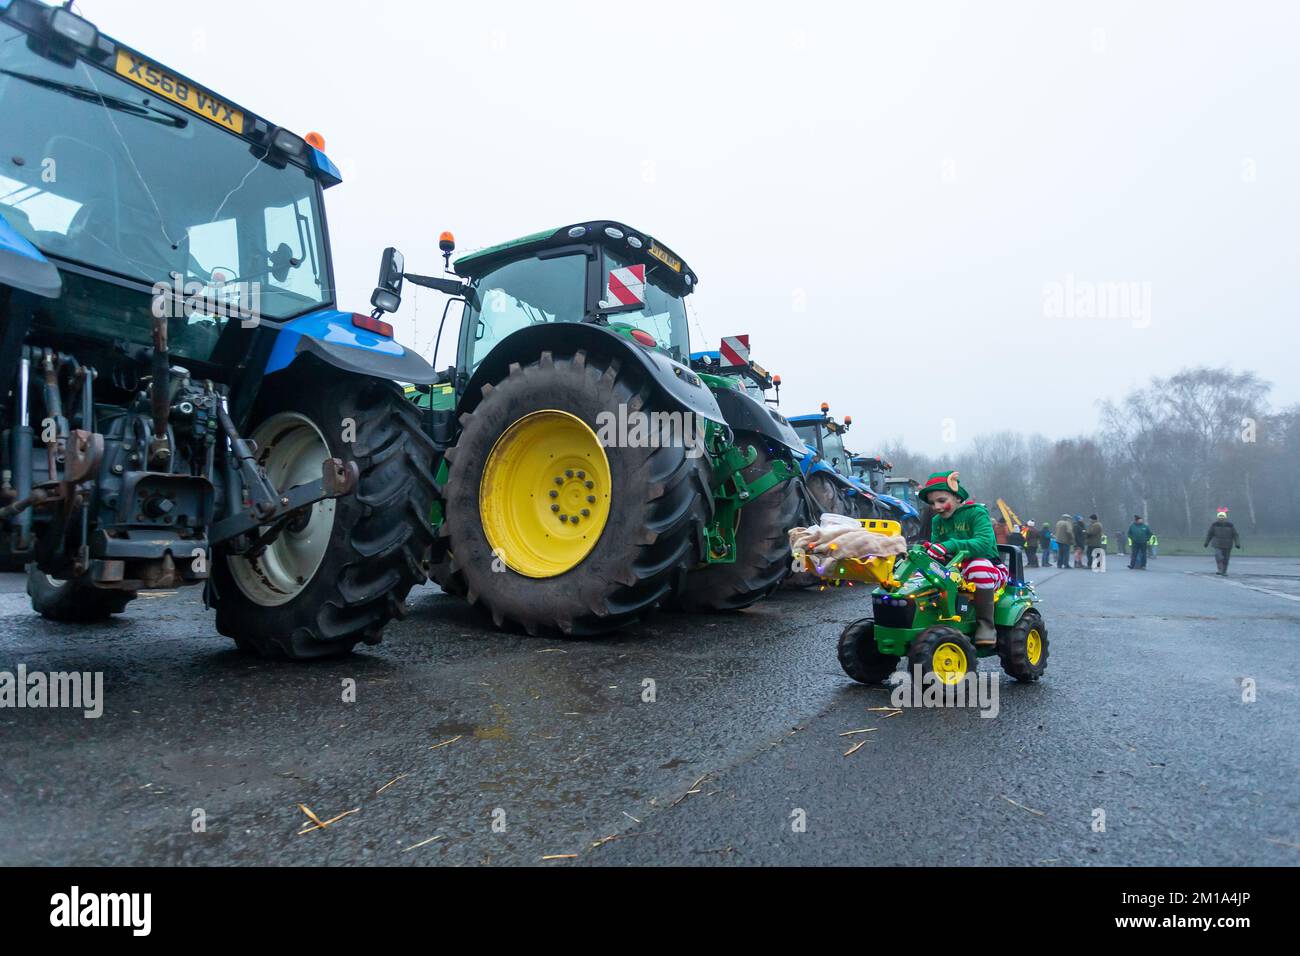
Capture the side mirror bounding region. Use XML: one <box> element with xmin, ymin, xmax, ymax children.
<box><xmin>371</xmin><ymin>247</ymin><xmax>405</xmax><ymax>314</ymax></box>
<box><xmin>269</xmin><ymin>242</ymin><xmax>296</xmax><ymax>283</ymax></box>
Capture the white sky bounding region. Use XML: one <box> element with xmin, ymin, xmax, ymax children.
<box><xmin>88</xmin><ymin>0</ymin><xmax>1300</xmax><ymax>454</ymax></box>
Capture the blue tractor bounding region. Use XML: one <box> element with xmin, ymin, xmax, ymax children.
<box><xmin>788</xmin><ymin>407</ymin><xmax>921</xmax><ymax>539</ymax></box>
<box><xmin>0</xmin><ymin>0</ymin><xmax>437</xmax><ymax>658</ymax></box>
<box><xmin>788</xmin><ymin>405</ymin><xmax>869</xmax><ymax>517</ymax></box>
<box><xmin>850</xmin><ymin>454</ymin><xmax>922</xmax><ymax>541</ymax></box>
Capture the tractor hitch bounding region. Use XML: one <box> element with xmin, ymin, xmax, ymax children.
<box><xmin>210</xmin><ymin>457</ymin><xmax>358</xmax><ymax>550</ymax></box>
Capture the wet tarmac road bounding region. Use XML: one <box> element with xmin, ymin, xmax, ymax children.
<box><xmin>1</xmin><ymin>555</ymin><xmax>1297</xmax><ymax>866</ymax></box>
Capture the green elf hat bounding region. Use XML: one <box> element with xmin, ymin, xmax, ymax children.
<box><xmin>919</xmin><ymin>470</ymin><xmax>969</xmax><ymax>503</ymax></box>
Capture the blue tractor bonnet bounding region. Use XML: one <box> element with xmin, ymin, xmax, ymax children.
<box><xmin>0</xmin><ymin>210</ymin><xmax>61</xmax><ymax>298</ymax></box>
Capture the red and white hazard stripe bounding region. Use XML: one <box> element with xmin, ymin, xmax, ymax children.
<box><xmin>606</xmin><ymin>264</ymin><xmax>646</xmax><ymax>307</ymax></box>
<box><xmin>720</xmin><ymin>334</ymin><xmax>750</xmax><ymax>366</ymax></box>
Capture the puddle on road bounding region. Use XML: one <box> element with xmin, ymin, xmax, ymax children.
<box><xmin>430</xmin><ymin>703</ymin><xmax>513</xmax><ymax>742</ymax></box>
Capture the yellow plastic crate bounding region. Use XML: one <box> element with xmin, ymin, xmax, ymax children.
<box><xmin>795</xmin><ymin>518</ymin><xmax>903</xmax><ymax>587</ymax></box>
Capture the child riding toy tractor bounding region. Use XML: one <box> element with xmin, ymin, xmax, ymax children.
<box><xmin>794</xmin><ymin>470</ymin><xmax>1048</xmax><ymax>687</ymax></box>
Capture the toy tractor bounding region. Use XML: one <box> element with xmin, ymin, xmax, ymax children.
<box><xmin>0</xmin><ymin>0</ymin><xmax>437</xmax><ymax>658</ymax></box>
<box><xmin>797</xmin><ymin>520</ymin><xmax>1048</xmax><ymax>685</ymax></box>
<box><xmin>384</xmin><ymin>221</ymin><xmax>807</xmax><ymax>633</ymax></box>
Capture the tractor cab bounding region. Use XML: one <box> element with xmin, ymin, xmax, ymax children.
<box><xmin>851</xmin><ymin>455</ymin><xmax>892</xmax><ymax>493</ymax></box>
<box><xmin>689</xmin><ymin>345</ymin><xmax>781</xmax><ymax>406</ymax></box>
<box><xmin>851</xmin><ymin>456</ymin><xmax>921</xmax><ymax>535</ymax></box>
<box><xmin>790</xmin><ymin>406</ymin><xmax>855</xmax><ymax>478</ymax></box>
<box><xmin>0</xmin><ymin>0</ymin><xmax>343</xmax><ymax>398</ymax></box>
<box><xmin>884</xmin><ymin>476</ymin><xmax>920</xmax><ymax>509</ymax></box>
<box><xmin>447</xmin><ymin>221</ymin><xmax>697</xmax><ymax>379</ymax></box>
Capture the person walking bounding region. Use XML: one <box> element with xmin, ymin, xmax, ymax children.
<box><xmin>1128</xmin><ymin>515</ymin><xmax>1152</xmax><ymax>569</ymax></box>
<box><xmin>1086</xmin><ymin>514</ymin><xmax>1104</xmax><ymax>567</ymax></box>
<box><xmin>1072</xmin><ymin>515</ymin><xmax>1087</xmax><ymax>568</ymax></box>
<box><xmin>1024</xmin><ymin>520</ymin><xmax>1040</xmax><ymax>567</ymax></box>
<box><xmin>1203</xmin><ymin>510</ymin><xmax>1242</xmax><ymax>575</ymax></box>
<box><xmin>994</xmin><ymin>518</ymin><xmax>1009</xmax><ymax>545</ymax></box>
<box><xmin>1054</xmin><ymin>514</ymin><xmax>1074</xmax><ymax>568</ymax></box>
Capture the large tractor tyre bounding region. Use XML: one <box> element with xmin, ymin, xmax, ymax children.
<box><xmin>837</xmin><ymin>617</ymin><xmax>900</xmax><ymax>684</ymax></box>
<box><xmin>906</xmin><ymin>625</ymin><xmax>978</xmax><ymax>689</ymax></box>
<box><xmin>674</xmin><ymin>434</ymin><xmax>801</xmax><ymax>612</ymax></box>
<box><xmin>441</xmin><ymin>349</ymin><xmax>709</xmax><ymax>636</ymax></box>
<box><xmin>807</xmin><ymin>471</ymin><xmax>853</xmax><ymax>519</ymax></box>
<box><xmin>997</xmin><ymin>608</ymin><xmax>1049</xmax><ymax>683</ymax></box>
<box><xmin>901</xmin><ymin>515</ymin><xmax>922</xmax><ymax>543</ymax></box>
<box><xmin>212</xmin><ymin>371</ymin><xmax>437</xmax><ymax>660</ymax></box>
<box><xmin>430</xmin><ymin>559</ymin><xmax>467</xmax><ymax>598</ymax></box>
<box><xmin>787</xmin><ymin>473</ymin><xmax>849</xmax><ymax>589</ymax></box>
<box><xmin>27</xmin><ymin>565</ymin><xmax>136</xmax><ymax>622</ymax></box>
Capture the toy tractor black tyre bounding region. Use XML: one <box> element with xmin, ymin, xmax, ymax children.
<box><xmin>907</xmin><ymin>626</ymin><xmax>978</xmax><ymax>687</ymax></box>
<box><xmin>837</xmin><ymin>617</ymin><xmax>900</xmax><ymax>684</ymax></box>
<box><xmin>27</xmin><ymin>565</ymin><xmax>136</xmax><ymax>622</ymax></box>
<box><xmin>675</xmin><ymin>432</ymin><xmax>801</xmax><ymax>612</ymax></box>
<box><xmin>212</xmin><ymin>371</ymin><xmax>437</xmax><ymax>660</ymax></box>
<box><xmin>997</xmin><ymin>608</ymin><xmax>1049</xmax><ymax>682</ymax></box>
<box><xmin>441</xmin><ymin>349</ymin><xmax>709</xmax><ymax>635</ymax></box>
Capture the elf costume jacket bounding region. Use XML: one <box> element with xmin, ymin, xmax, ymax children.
<box><xmin>930</xmin><ymin>501</ymin><xmax>999</xmax><ymax>562</ymax></box>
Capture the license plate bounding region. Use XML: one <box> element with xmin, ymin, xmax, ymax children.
<box><xmin>646</xmin><ymin>241</ymin><xmax>682</xmax><ymax>273</ymax></box>
<box><xmin>113</xmin><ymin>50</ymin><xmax>244</xmax><ymax>134</ymax></box>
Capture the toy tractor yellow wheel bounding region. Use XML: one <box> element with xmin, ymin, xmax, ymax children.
<box><xmin>907</xmin><ymin>626</ymin><xmax>978</xmax><ymax>688</ymax></box>
<box><xmin>997</xmin><ymin>609</ymin><xmax>1049</xmax><ymax>683</ymax></box>
<box><xmin>837</xmin><ymin>618</ymin><xmax>900</xmax><ymax>684</ymax></box>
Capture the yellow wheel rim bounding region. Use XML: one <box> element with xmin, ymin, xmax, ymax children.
<box><xmin>479</xmin><ymin>410</ymin><xmax>611</xmax><ymax>579</ymax></box>
<box><xmin>1026</xmin><ymin>629</ymin><xmax>1042</xmax><ymax>666</ymax></box>
<box><xmin>932</xmin><ymin>641</ymin><xmax>969</xmax><ymax>685</ymax></box>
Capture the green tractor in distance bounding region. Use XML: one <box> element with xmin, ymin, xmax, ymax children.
<box><xmin>388</xmin><ymin>221</ymin><xmax>807</xmax><ymax>633</ymax></box>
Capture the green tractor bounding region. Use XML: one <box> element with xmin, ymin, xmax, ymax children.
<box><xmin>813</xmin><ymin>526</ymin><xmax>1048</xmax><ymax>686</ymax></box>
<box><xmin>386</xmin><ymin>221</ymin><xmax>807</xmax><ymax>633</ymax></box>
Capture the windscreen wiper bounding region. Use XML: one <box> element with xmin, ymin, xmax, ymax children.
<box><xmin>0</xmin><ymin>69</ymin><xmax>188</xmax><ymax>128</ymax></box>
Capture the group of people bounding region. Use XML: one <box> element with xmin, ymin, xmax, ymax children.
<box><xmin>975</xmin><ymin>510</ymin><xmax>1243</xmax><ymax>575</ymax></box>
<box><xmin>995</xmin><ymin>514</ymin><xmax>1106</xmax><ymax>569</ymax></box>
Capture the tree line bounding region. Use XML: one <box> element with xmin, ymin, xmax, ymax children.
<box><xmin>875</xmin><ymin>367</ymin><xmax>1299</xmax><ymax>538</ymax></box>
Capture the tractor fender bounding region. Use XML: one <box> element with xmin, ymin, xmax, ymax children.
<box><xmin>458</xmin><ymin>322</ymin><xmax>727</xmax><ymax>427</ymax></box>
<box><xmin>711</xmin><ymin>386</ymin><xmax>808</xmax><ymax>458</ymax></box>
<box><xmin>995</xmin><ymin>597</ymin><xmax>1037</xmax><ymax>629</ymax></box>
<box><xmin>846</xmin><ymin>480</ymin><xmax>876</xmax><ymax>503</ymax></box>
<box><xmin>872</xmin><ymin>490</ymin><xmax>919</xmax><ymax>520</ymax></box>
<box><xmin>804</xmin><ymin>458</ymin><xmax>859</xmax><ymax>495</ymax></box>
<box><xmin>264</xmin><ymin>308</ymin><xmax>438</xmax><ymax>384</ymax></box>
